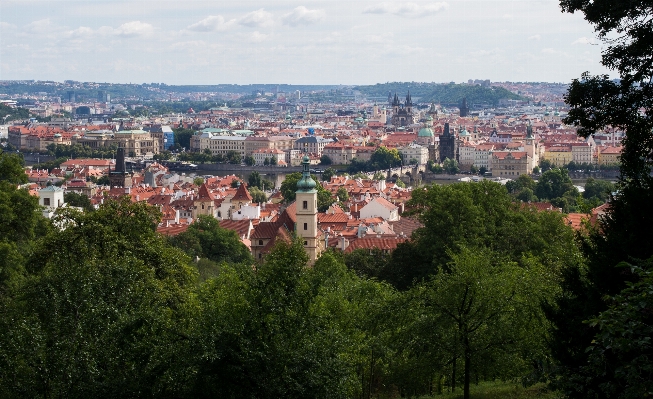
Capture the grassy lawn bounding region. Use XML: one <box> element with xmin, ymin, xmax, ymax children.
<box><xmin>417</xmin><ymin>381</ymin><xmax>562</xmax><ymax>399</ymax></box>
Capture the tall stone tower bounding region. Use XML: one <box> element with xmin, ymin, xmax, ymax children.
<box><xmin>295</xmin><ymin>153</ymin><xmax>319</xmax><ymax>264</ymax></box>
<box><xmin>439</xmin><ymin>122</ymin><xmax>457</xmax><ymax>163</ymax></box>
<box><xmin>109</xmin><ymin>147</ymin><xmax>133</xmax><ymax>188</ymax></box>
<box><xmin>459</xmin><ymin>97</ymin><xmax>469</xmax><ymax>117</ymax></box>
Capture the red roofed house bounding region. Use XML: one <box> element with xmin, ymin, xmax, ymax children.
<box><xmin>359</xmin><ymin>196</ymin><xmax>400</xmax><ymax>221</ymax></box>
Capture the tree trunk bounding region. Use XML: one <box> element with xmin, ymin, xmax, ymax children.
<box><xmin>464</xmin><ymin>344</ymin><xmax>471</xmax><ymax>399</ymax></box>
<box><xmin>452</xmin><ymin>356</ymin><xmax>457</xmax><ymax>393</ymax></box>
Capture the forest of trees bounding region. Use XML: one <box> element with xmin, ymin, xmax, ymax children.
<box><xmin>1</xmin><ymin>151</ymin><xmax>587</xmax><ymax>399</ymax></box>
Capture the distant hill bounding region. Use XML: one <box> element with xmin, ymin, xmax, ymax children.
<box><xmin>355</xmin><ymin>82</ymin><xmax>526</xmax><ymax>106</ymax></box>
<box><xmin>0</xmin><ymin>104</ymin><xmax>31</xmax><ymax>122</ymax></box>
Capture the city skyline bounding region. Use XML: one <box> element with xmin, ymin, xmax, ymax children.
<box><xmin>0</xmin><ymin>0</ymin><xmax>611</xmax><ymax>85</ymax></box>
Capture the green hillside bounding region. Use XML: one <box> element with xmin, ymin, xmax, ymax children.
<box><xmin>355</xmin><ymin>82</ymin><xmax>525</xmax><ymax>106</ymax></box>
<box><xmin>0</xmin><ymin>103</ymin><xmax>31</xmax><ymax>122</ymax></box>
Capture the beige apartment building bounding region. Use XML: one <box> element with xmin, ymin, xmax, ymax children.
<box><xmin>193</xmin><ymin>132</ymin><xmax>247</xmax><ymax>158</ymax></box>
<box><xmin>73</xmin><ymin>129</ymin><xmax>159</xmax><ymax>156</ymax></box>
<box><xmin>245</xmin><ymin>135</ymin><xmax>295</xmax><ymax>156</ymax></box>
<box><xmin>491</xmin><ymin>151</ymin><xmax>531</xmax><ymax>177</ymax></box>
<box><xmin>323</xmin><ymin>143</ymin><xmax>357</xmax><ymax>165</ymax></box>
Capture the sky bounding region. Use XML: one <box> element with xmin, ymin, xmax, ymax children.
<box><xmin>0</xmin><ymin>0</ymin><xmax>612</xmax><ymax>85</ymax></box>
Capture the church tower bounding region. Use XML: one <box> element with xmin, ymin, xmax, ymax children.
<box><xmin>295</xmin><ymin>153</ymin><xmax>319</xmax><ymax>264</ymax></box>
<box><xmin>405</xmin><ymin>91</ymin><xmax>413</xmax><ymax>116</ymax></box>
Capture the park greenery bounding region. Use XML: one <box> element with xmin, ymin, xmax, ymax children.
<box><xmin>1</xmin><ymin>150</ymin><xmax>598</xmax><ymax>399</ymax></box>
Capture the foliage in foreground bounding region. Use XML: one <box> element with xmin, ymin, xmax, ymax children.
<box><xmin>0</xmin><ymin>156</ymin><xmax>584</xmax><ymax>398</ymax></box>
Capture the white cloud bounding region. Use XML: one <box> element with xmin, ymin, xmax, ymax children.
<box><xmin>572</xmin><ymin>36</ymin><xmax>596</xmax><ymax>45</ymax></box>
<box><xmin>66</xmin><ymin>26</ymin><xmax>94</xmax><ymax>39</ymax></box>
<box><xmin>248</xmin><ymin>31</ymin><xmax>269</xmax><ymax>42</ymax></box>
<box><xmin>281</xmin><ymin>6</ymin><xmax>325</xmax><ymax>27</ymax></box>
<box><xmin>23</xmin><ymin>18</ymin><xmax>54</xmax><ymax>34</ymax></box>
<box><xmin>363</xmin><ymin>2</ymin><xmax>449</xmax><ymax>17</ymax></box>
<box><xmin>6</xmin><ymin>43</ymin><xmax>30</xmax><ymax>50</ymax></box>
<box><xmin>382</xmin><ymin>45</ymin><xmax>425</xmax><ymax>56</ymax></box>
<box><xmin>187</xmin><ymin>15</ymin><xmax>235</xmax><ymax>32</ymax></box>
<box><xmin>528</xmin><ymin>34</ymin><xmax>541</xmax><ymax>41</ymax></box>
<box><xmin>0</xmin><ymin>22</ymin><xmax>17</xmax><ymax>31</ymax></box>
<box><xmin>114</xmin><ymin>21</ymin><xmax>154</xmax><ymax>38</ymax></box>
<box><xmin>502</xmin><ymin>14</ymin><xmax>513</xmax><ymax>19</ymax></box>
<box><xmin>238</xmin><ymin>9</ymin><xmax>274</xmax><ymax>28</ymax></box>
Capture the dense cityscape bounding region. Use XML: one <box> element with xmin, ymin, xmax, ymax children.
<box><xmin>0</xmin><ymin>0</ymin><xmax>652</xmax><ymax>398</ymax></box>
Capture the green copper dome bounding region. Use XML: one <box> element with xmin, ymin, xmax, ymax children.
<box><xmin>297</xmin><ymin>155</ymin><xmax>316</xmax><ymax>191</ymax></box>
<box><xmin>418</xmin><ymin>127</ymin><xmax>434</xmax><ymax>137</ymax></box>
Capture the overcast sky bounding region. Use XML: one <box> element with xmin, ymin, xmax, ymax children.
<box><xmin>0</xmin><ymin>0</ymin><xmax>611</xmax><ymax>85</ymax></box>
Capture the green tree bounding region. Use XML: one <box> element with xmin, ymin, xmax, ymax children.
<box><xmin>193</xmin><ymin>177</ymin><xmax>204</xmax><ymax>186</ymax></box>
<box><xmin>506</xmin><ymin>174</ymin><xmax>536</xmax><ymax>194</ymax></box>
<box><xmin>264</xmin><ymin>157</ymin><xmax>270</xmax><ymax>166</ymax></box>
<box><xmin>63</xmin><ymin>191</ymin><xmax>94</xmax><ymax>212</ymax></box>
<box><xmin>321</xmin><ymin>167</ymin><xmax>335</xmax><ymax>182</ymax></box>
<box><xmin>370</xmin><ymin>146</ymin><xmax>402</xmax><ymax>170</ymax></box>
<box><xmin>153</xmin><ymin>150</ymin><xmax>172</xmax><ymax>161</ymax></box>
<box><xmin>547</xmin><ymin>2</ymin><xmax>653</xmax><ymax>394</ymax></box>
<box><xmin>0</xmin><ymin>199</ymin><xmax>197</xmax><ymax>398</ymax></box>
<box><xmin>534</xmin><ymin>168</ymin><xmax>577</xmax><ymax>201</ymax></box>
<box><xmin>0</xmin><ymin>152</ymin><xmax>28</xmax><ymax>184</ymax></box>
<box><xmin>280</xmin><ymin>172</ymin><xmax>303</xmax><ymax>203</ymax></box>
<box><xmin>583</xmin><ymin>177</ymin><xmax>615</xmax><ymax>202</ymax></box>
<box><xmin>261</xmin><ymin>178</ymin><xmax>274</xmax><ymax>191</ymax></box>
<box><xmin>401</xmin><ymin>181</ymin><xmax>579</xmax><ymax>290</ymax></box>
<box><xmin>416</xmin><ymin>248</ymin><xmax>552</xmax><ymax>399</ymax></box>
<box><xmin>173</xmin><ymin>127</ymin><xmax>195</xmax><ymax>150</ymax></box>
<box><xmin>244</xmin><ymin>155</ymin><xmax>255</xmax><ymax>166</ymax></box>
<box><xmin>248</xmin><ymin>170</ymin><xmax>262</xmax><ymax>189</ymax></box>
<box><xmin>96</xmin><ymin>175</ymin><xmax>110</xmax><ymax>186</ymax></box>
<box><xmin>443</xmin><ymin>158</ymin><xmax>460</xmax><ymax>174</ymax></box>
<box><xmin>270</xmin><ymin>156</ymin><xmax>277</xmax><ymax>166</ymax></box>
<box><xmin>336</xmin><ymin>186</ymin><xmax>349</xmax><ymax>202</ymax></box>
<box><xmin>516</xmin><ymin>187</ymin><xmax>538</xmax><ymax>203</ymax></box>
<box><xmin>169</xmin><ymin>215</ymin><xmax>253</xmax><ymax>268</ymax></box>
<box><xmin>584</xmin><ymin>259</ymin><xmax>653</xmax><ymax>399</ymax></box>
<box><xmin>248</xmin><ymin>186</ymin><xmax>267</xmax><ymax>204</ymax></box>
<box><xmin>319</xmin><ymin>154</ymin><xmax>332</xmax><ymax>165</ymax></box>
<box><xmin>539</xmin><ymin>159</ymin><xmax>553</xmax><ymax>173</ymax></box>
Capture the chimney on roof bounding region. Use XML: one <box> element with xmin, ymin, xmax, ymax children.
<box><xmin>340</xmin><ymin>236</ymin><xmax>349</xmax><ymax>251</ymax></box>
